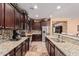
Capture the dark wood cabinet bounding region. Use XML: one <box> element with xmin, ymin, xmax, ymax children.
<box><xmin>14</xmin><ymin>9</ymin><xmax>21</xmax><ymax>29</ymax></box>
<box><xmin>22</xmin><ymin>41</ymin><xmax>26</xmax><ymax>56</ymax></box>
<box><xmin>8</xmin><ymin>49</ymin><xmax>15</xmax><ymax>56</ymax></box>
<box><xmin>50</xmin><ymin>42</ymin><xmax>55</xmax><ymax>56</ymax></box>
<box><xmin>5</xmin><ymin>4</ymin><xmax>15</xmax><ymax>29</ymax></box>
<box><xmin>15</xmin><ymin>48</ymin><xmax>22</xmax><ymax>56</ymax></box>
<box><xmin>0</xmin><ymin>3</ymin><xmax>4</xmax><ymax>29</ymax></box>
<box><xmin>15</xmin><ymin>38</ymin><xmax>29</xmax><ymax>56</ymax></box>
<box><xmin>25</xmin><ymin>38</ymin><xmax>29</xmax><ymax>51</ymax></box>
<box><xmin>22</xmin><ymin>38</ymin><xmax>29</xmax><ymax>56</ymax></box>
<box><xmin>5</xmin><ymin>38</ymin><xmax>30</xmax><ymax>56</ymax></box>
<box><xmin>32</xmin><ymin>34</ymin><xmax>42</xmax><ymax>41</ymax></box>
<box><xmin>50</xmin><ymin>45</ymin><xmax>55</xmax><ymax>56</ymax></box>
<box><xmin>15</xmin><ymin>44</ymin><xmax>22</xmax><ymax>56</ymax></box>
<box><xmin>20</xmin><ymin>14</ymin><xmax>24</xmax><ymax>29</ymax></box>
<box><xmin>32</xmin><ymin>21</ymin><xmax>41</xmax><ymax>30</ymax></box>
<box><xmin>45</xmin><ymin>37</ymin><xmax>65</xmax><ymax>56</ymax></box>
<box><xmin>0</xmin><ymin>3</ymin><xmax>28</xmax><ymax>29</ymax></box>
<box><xmin>0</xmin><ymin>3</ymin><xmax>2</xmax><ymax>28</ymax></box>
<box><xmin>5</xmin><ymin>49</ymin><xmax>15</xmax><ymax>56</ymax></box>
<box><xmin>45</xmin><ymin>37</ymin><xmax>50</xmax><ymax>55</ymax></box>
<box><xmin>55</xmin><ymin>47</ymin><xmax>65</xmax><ymax>56</ymax></box>
<box><xmin>25</xmin><ymin>15</ymin><xmax>28</xmax><ymax>29</ymax></box>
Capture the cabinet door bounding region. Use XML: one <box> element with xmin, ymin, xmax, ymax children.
<box><xmin>50</xmin><ymin>44</ymin><xmax>55</xmax><ymax>56</ymax></box>
<box><xmin>49</xmin><ymin>41</ymin><xmax>55</xmax><ymax>56</ymax></box>
<box><xmin>22</xmin><ymin>44</ymin><xmax>26</xmax><ymax>56</ymax></box>
<box><xmin>22</xmin><ymin>41</ymin><xmax>26</xmax><ymax>56</ymax></box>
<box><xmin>15</xmin><ymin>44</ymin><xmax>22</xmax><ymax>56</ymax></box>
<box><xmin>5</xmin><ymin>4</ymin><xmax>15</xmax><ymax>29</ymax></box>
<box><xmin>0</xmin><ymin>3</ymin><xmax>4</xmax><ymax>28</ymax></box>
<box><xmin>15</xmin><ymin>9</ymin><xmax>21</xmax><ymax>29</ymax></box>
<box><xmin>25</xmin><ymin>38</ymin><xmax>29</xmax><ymax>51</ymax></box>
<box><xmin>9</xmin><ymin>49</ymin><xmax>15</xmax><ymax>56</ymax></box>
<box><xmin>45</xmin><ymin>38</ymin><xmax>50</xmax><ymax>55</ymax></box>
<box><xmin>0</xmin><ymin>3</ymin><xmax>2</xmax><ymax>28</ymax></box>
<box><xmin>20</xmin><ymin>14</ymin><xmax>23</xmax><ymax>29</ymax></box>
<box><xmin>55</xmin><ymin>47</ymin><xmax>65</xmax><ymax>56</ymax></box>
<box><xmin>5</xmin><ymin>49</ymin><xmax>15</xmax><ymax>56</ymax></box>
<box><xmin>15</xmin><ymin>48</ymin><xmax>21</xmax><ymax>56</ymax></box>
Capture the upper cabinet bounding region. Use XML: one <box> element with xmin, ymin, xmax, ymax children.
<box><xmin>15</xmin><ymin>9</ymin><xmax>21</xmax><ymax>29</ymax></box>
<box><xmin>5</xmin><ymin>4</ymin><xmax>15</xmax><ymax>29</ymax></box>
<box><xmin>25</xmin><ymin>15</ymin><xmax>28</xmax><ymax>29</ymax></box>
<box><xmin>0</xmin><ymin>3</ymin><xmax>28</xmax><ymax>30</ymax></box>
<box><xmin>32</xmin><ymin>21</ymin><xmax>41</xmax><ymax>30</ymax></box>
<box><xmin>19</xmin><ymin>14</ymin><xmax>23</xmax><ymax>29</ymax></box>
<box><xmin>0</xmin><ymin>3</ymin><xmax>4</xmax><ymax>29</ymax></box>
<box><xmin>0</xmin><ymin>4</ymin><xmax>2</xmax><ymax>28</ymax></box>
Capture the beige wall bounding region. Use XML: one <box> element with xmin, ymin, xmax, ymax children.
<box><xmin>50</xmin><ymin>18</ymin><xmax>79</xmax><ymax>36</ymax></box>
<box><xmin>50</xmin><ymin>18</ymin><xmax>70</xmax><ymax>35</ymax></box>
<box><xmin>54</xmin><ymin>22</ymin><xmax>67</xmax><ymax>33</ymax></box>
<box><xmin>67</xmin><ymin>19</ymin><xmax>79</xmax><ymax>35</ymax></box>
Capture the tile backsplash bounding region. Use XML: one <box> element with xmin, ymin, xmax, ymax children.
<box><xmin>0</xmin><ymin>29</ymin><xmax>13</xmax><ymax>41</ymax></box>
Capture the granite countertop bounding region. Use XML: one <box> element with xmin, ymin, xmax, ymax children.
<box><xmin>53</xmin><ymin>33</ymin><xmax>79</xmax><ymax>41</ymax></box>
<box><xmin>0</xmin><ymin>37</ymin><xmax>28</xmax><ymax>56</ymax></box>
<box><xmin>46</xmin><ymin>35</ymin><xmax>79</xmax><ymax>56</ymax></box>
<box><xmin>26</xmin><ymin>30</ymin><xmax>41</xmax><ymax>35</ymax></box>
<box><xmin>61</xmin><ymin>34</ymin><xmax>79</xmax><ymax>40</ymax></box>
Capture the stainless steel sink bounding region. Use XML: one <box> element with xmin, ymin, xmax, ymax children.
<box><xmin>51</xmin><ymin>37</ymin><xmax>59</xmax><ymax>42</ymax></box>
<box><xmin>51</xmin><ymin>37</ymin><xmax>65</xmax><ymax>43</ymax></box>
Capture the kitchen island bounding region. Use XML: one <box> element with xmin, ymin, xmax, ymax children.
<box><xmin>46</xmin><ymin>35</ymin><xmax>79</xmax><ymax>56</ymax></box>
<box><xmin>0</xmin><ymin>37</ymin><xmax>29</xmax><ymax>56</ymax></box>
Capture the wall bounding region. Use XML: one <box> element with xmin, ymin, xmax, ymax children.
<box><xmin>50</xmin><ymin>18</ymin><xmax>79</xmax><ymax>36</ymax></box>
<box><xmin>50</xmin><ymin>18</ymin><xmax>70</xmax><ymax>35</ymax></box>
<box><xmin>54</xmin><ymin>21</ymin><xmax>67</xmax><ymax>33</ymax></box>
<box><xmin>67</xmin><ymin>19</ymin><xmax>79</xmax><ymax>35</ymax></box>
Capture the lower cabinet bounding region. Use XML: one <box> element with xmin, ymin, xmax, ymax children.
<box><xmin>15</xmin><ymin>43</ymin><xmax>22</xmax><ymax>56</ymax></box>
<box><xmin>45</xmin><ymin>37</ymin><xmax>65</xmax><ymax>56</ymax></box>
<box><xmin>50</xmin><ymin>43</ymin><xmax>55</xmax><ymax>56</ymax></box>
<box><xmin>22</xmin><ymin>41</ymin><xmax>26</xmax><ymax>56</ymax></box>
<box><xmin>32</xmin><ymin>34</ymin><xmax>42</xmax><ymax>41</ymax></box>
<box><xmin>25</xmin><ymin>39</ymin><xmax>29</xmax><ymax>51</ymax></box>
<box><xmin>55</xmin><ymin>47</ymin><xmax>65</xmax><ymax>56</ymax></box>
<box><xmin>5</xmin><ymin>38</ymin><xmax>30</xmax><ymax>56</ymax></box>
<box><xmin>45</xmin><ymin>37</ymin><xmax>50</xmax><ymax>55</ymax></box>
<box><xmin>5</xmin><ymin>49</ymin><xmax>15</xmax><ymax>56</ymax></box>
<box><xmin>9</xmin><ymin>50</ymin><xmax>15</xmax><ymax>56</ymax></box>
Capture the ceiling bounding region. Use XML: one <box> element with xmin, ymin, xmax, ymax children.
<box><xmin>18</xmin><ymin>3</ymin><xmax>79</xmax><ymax>19</ymax></box>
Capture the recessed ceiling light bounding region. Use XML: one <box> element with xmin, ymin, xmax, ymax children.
<box><xmin>49</xmin><ymin>15</ymin><xmax>52</xmax><ymax>18</ymax></box>
<box><xmin>34</xmin><ymin>5</ymin><xmax>38</xmax><ymax>9</ymax></box>
<box><xmin>57</xmin><ymin>5</ymin><xmax>61</xmax><ymax>10</ymax></box>
<box><xmin>35</xmin><ymin>15</ymin><xmax>39</xmax><ymax>17</ymax></box>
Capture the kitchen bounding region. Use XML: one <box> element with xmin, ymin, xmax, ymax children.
<box><xmin>0</xmin><ymin>3</ymin><xmax>79</xmax><ymax>56</ymax></box>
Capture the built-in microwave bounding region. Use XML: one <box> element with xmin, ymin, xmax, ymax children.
<box><xmin>55</xmin><ymin>26</ymin><xmax>62</xmax><ymax>33</ymax></box>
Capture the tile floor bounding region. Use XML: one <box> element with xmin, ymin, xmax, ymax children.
<box><xmin>25</xmin><ymin>41</ymin><xmax>49</xmax><ymax>56</ymax></box>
